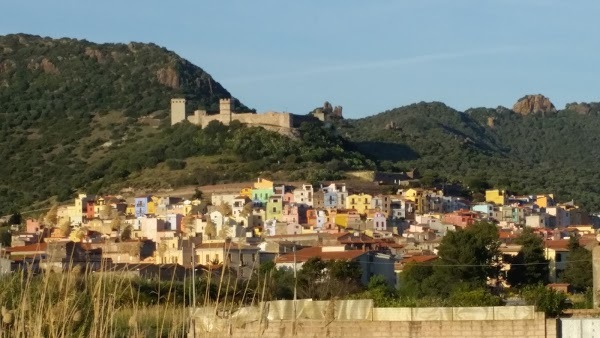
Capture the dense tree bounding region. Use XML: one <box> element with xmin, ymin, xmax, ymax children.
<box><xmin>297</xmin><ymin>258</ymin><xmax>363</xmax><ymax>299</ymax></box>
<box><xmin>7</xmin><ymin>212</ymin><xmax>21</xmax><ymax>226</ymax></box>
<box><xmin>562</xmin><ymin>237</ymin><xmax>593</xmax><ymax>293</ymax></box>
<box><xmin>437</xmin><ymin>221</ymin><xmax>501</xmax><ymax>286</ymax></box>
<box><xmin>507</xmin><ymin>227</ymin><xmax>549</xmax><ymax>287</ymax></box>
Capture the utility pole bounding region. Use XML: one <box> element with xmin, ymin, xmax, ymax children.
<box><xmin>191</xmin><ymin>241</ymin><xmax>196</xmax><ymax>338</ymax></box>
<box><xmin>293</xmin><ymin>242</ymin><xmax>297</xmax><ymax>301</ymax></box>
<box><xmin>293</xmin><ymin>242</ymin><xmax>297</xmax><ymax>320</ymax></box>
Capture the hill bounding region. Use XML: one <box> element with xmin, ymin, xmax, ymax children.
<box><xmin>2</xmin><ymin>33</ymin><xmax>600</xmax><ymax>214</ymax></box>
<box><xmin>341</xmin><ymin>100</ymin><xmax>600</xmax><ymax>211</ymax></box>
<box><xmin>0</xmin><ymin>34</ymin><xmax>374</xmax><ymax>215</ymax></box>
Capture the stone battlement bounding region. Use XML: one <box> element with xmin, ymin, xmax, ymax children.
<box><xmin>170</xmin><ymin>98</ymin><xmax>294</xmax><ymax>135</ymax></box>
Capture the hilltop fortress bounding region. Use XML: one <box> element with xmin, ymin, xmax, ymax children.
<box><xmin>170</xmin><ymin>98</ymin><xmax>341</xmax><ymax>135</ymax></box>
<box><xmin>171</xmin><ymin>98</ymin><xmax>300</xmax><ymax>135</ymax></box>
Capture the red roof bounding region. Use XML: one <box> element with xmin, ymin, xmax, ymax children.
<box><xmin>544</xmin><ymin>240</ymin><xmax>570</xmax><ymax>251</ymax></box>
<box><xmin>6</xmin><ymin>243</ymin><xmax>47</xmax><ymax>253</ymax></box>
<box><xmin>400</xmin><ymin>255</ymin><xmax>438</xmax><ymax>264</ymax></box>
<box><xmin>275</xmin><ymin>246</ymin><xmax>365</xmax><ymax>263</ymax></box>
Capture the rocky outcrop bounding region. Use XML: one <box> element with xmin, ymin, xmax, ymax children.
<box><xmin>512</xmin><ymin>94</ymin><xmax>556</xmax><ymax>115</ymax></box>
<box><xmin>84</xmin><ymin>47</ymin><xmax>105</xmax><ymax>63</ymax></box>
<box><xmin>565</xmin><ymin>102</ymin><xmax>591</xmax><ymax>114</ymax></box>
<box><xmin>27</xmin><ymin>58</ymin><xmax>59</xmax><ymax>75</ymax></box>
<box><xmin>156</xmin><ymin>67</ymin><xmax>180</xmax><ymax>89</ymax></box>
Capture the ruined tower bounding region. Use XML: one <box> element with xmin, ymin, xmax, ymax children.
<box><xmin>170</xmin><ymin>98</ymin><xmax>187</xmax><ymax>125</ymax></box>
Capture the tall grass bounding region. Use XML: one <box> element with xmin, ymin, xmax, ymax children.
<box><xmin>0</xmin><ymin>248</ymin><xmax>269</xmax><ymax>337</ymax></box>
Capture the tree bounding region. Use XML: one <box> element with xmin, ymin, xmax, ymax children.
<box><xmin>120</xmin><ymin>224</ymin><xmax>133</xmax><ymax>241</ymax></box>
<box><xmin>521</xmin><ymin>285</ymin><xmax>568</xmax><ymax>317</ymax></box>
<box><xmin>44</xmin><ymin>204</ymin><xmax>59</xmax><ymax>226</ymax></box>
<box><xmin>204</xmin><ymin>219</ymin><xmax>216</xmax><ymax>240</ymax></box>
<box><xmin>217</xmin><ymin>203</ymin><xmax>232</xmax><ymax>216</ymax></box>
<box><xmin>241</xmin><ymin>202</ymin><xmax>254</xmax><ymax>217</ymax></box>
<box><xmin>110</xmin><ymin>215</ymin><xmax>122</xmax><ymax>231</ymax></box>
<box><xmin>218</xmin><ymin>225</ymin><xmax>230</xmax><ymax>239</ymax></box>
<box><xmin>8</xmin><ymin>212</ymin><xmax>21</xmax><ymax>226</ymax></box>
<box><xmin>0</xmin><ymin>226</ymin><xmax>11</xmax><ymax>247</ymax></box>
<box><xmin>192</xmin><ymin>188</ymin><xmax>203</xmax><ymax>200</ymax></box>
<box><xmin>57</xmin><ymin>218</ymin><xmax>71</xmax><ymax>237</ymax></box>
<box><xmin>507</xmin><ymin>227</ymin><xmax>549</xmax><ymax>288</ymax></box>
<box><xmin>563</xmin><ymin>237</ymin><xmax>593</xmax><ymax>293</ymax></box>
<box><xmin>437</xmin><ymin>221</ymin><xmax>500</xmax><ymax>286</ymax></box>
<box><xmin>181</xmin><ymin>213</ymin><xmax>195</xmax><ymax>236</ymax></box>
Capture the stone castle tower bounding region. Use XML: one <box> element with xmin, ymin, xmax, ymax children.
<box><xmin>219</xmin><ymin>98</ymin><xmax>232</xmax><ymax>115</ymax></box>
<box><xmin>171</xmin><ymin>98</ymin><xmax>186</xmax><ymax>125</ymax></box>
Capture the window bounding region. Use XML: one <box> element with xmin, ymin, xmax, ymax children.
<box><xmin>252</xmin><ymin>253</ymin><xmax>257</xmax><ymax>262</ymax></box>
<box><xmin>555</xmin><ymin>253</ymin><xmax>562</xmax><ymax>262</ymax></box>
<box><xmin>215</xmin><ymin>254</ymin><xmax>219</xmax><ymax>262</ymax></box>
<box><xmin>206</xmin><ymin>254</ymin><xmax>210</xmax><ymax>263</ymax></box>
<box><xmin>272</xmin><ymin>207</ymin><xmax>276</xmax><ymax>212</ymax></box>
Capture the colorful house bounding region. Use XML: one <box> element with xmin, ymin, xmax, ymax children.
<box><xmin>293</xmin><ymin>184</ymin><xmax>314</xmax><ymax>206</ymax></box>
<box><xmin>266</xmin><ymin>196</ymin><xmax>283</xmax><ymax>221</ymax></box>
<box><xmin>367</xmin><ymin>211</ymin><xmax>387</xmax><ymax>231</ymax></box>
<box><xmin>134</xmin><ymin>196</ymin><xmax>157</xmax><ymax>218</ymax></box>
<box><xmin>345</xmin><ymin>194</ymin><xmax>372</xmax><ymax>214</ymax></box>
<box><xmin>485</xmin><ymin>189</ymin><xmax>507</xmax><ymax>206</ymax></box>
<box><xmin>536</xmin><ymin>194</ymin><xmax>556</xmax><ymax>208</ymax></box>
<box><xmin>335</xmin><ymin>209</ymin><xmax>362</xmax><ymax>229</ymax></box>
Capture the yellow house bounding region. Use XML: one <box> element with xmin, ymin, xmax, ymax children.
<box><xmin>404</xmin><ymin>188</ymin><xmax>426</xmax><ymax>214</ymax></box>
<box><xmin>345</xmin><ymin>194</ymin><xmax>372</xmax><ymax>214</ymax></box>
<box><xmin>253</xmin><ymin>178</ymin><xmax>274</xmax><ymax>190</ymax></box>
<box><xmin>126</xmin><ymin>204</ymin><xmax>135</xmax><ymax>216</ymax></box>
<box><xmin>485</xmin><ymin>189</ymin><xmax>507</xmax><ymax>206</ymax></box>
<box><xmin>240</xmin><ymin>187</ymin><xmax>252</xmax><ymax>198</ymax></box>
<box><xmin>536</xmin><ymin>194</ymin><xmax>555</xmax><ymax>208</ymax></box>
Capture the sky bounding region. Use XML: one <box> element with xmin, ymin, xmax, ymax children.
<box><xmin>1</xmin><ymin>1</ymin><xmax>598</xmax><ymax>119</ymax></box>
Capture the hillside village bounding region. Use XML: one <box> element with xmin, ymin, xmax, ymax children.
<box><xmin>1</xmin><ymin>177</ymin><xmax>596</xmax><ymax>289</ymax></box>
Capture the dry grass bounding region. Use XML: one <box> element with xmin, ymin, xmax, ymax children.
<box><xmin>0</xmin><ymin>266</ymin><xmax>189</xmax><ymax>338</ymax></box>
<box><xmin>0</xmin><ymin>245</ymin><xmax>268</xmax><ymax>338</ymax></box>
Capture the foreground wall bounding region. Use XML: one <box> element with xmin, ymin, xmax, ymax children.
<box><xmin>189</xmin><ymin>301</ymin><xmax>557</xmax><ymax>338</ymax></box>
<box><xmin>191</xmin><ymin>318</ymin><xmax>557</xmax><ymax>338</ymax></box>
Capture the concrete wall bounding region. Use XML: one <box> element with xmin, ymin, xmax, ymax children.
<box><xmin>189</xmin><ymin>302</ymin><xmax>557</xmax><ymax>338</ymax></box>
<box><xmin>190</xmin><ymin>318</ymin><xmax>556</xmax><ymax>338</ymax></box>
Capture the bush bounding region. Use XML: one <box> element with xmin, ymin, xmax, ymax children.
<box><xmin>165</xmin><ymin>159</ymin><xmax>186</xmax><ymax>170</ymax></box>
<box><xmin>521</xmin><ymin>285</ymin><xmax>569</xmax><ymax>317</ymax></box>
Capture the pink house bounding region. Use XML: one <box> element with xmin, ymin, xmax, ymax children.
<box><xmin>368</xmin><ymin>212</ymin><xmax>387</xmax><ymax>231</ymax></box>
<box><xmin>26</xmin><ymin>218</ymin><xmax>42</xmax><ymax>233</ymax></box>
<box><xmin>281</xmin><ymin>204</ymin><xmax>307</xmax><ymax>224</ymax></box>
<box><xmin>283</xmin><ymin>192</ymin><xmax>295</xmax><ymax>204</ymax></box>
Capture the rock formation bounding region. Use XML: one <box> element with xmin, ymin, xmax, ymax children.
<box><xmin>565</xmin><ymin>102</ymin><xmax>592</xmax><ymax>114</ymax></box>
<box><xmin>512</xmin><ymin>94</ymin><xmax>556</xmax><ymax>115</ymax></box>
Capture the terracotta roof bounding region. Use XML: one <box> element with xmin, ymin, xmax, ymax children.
<box><xmin>499</xmin><ymin>232</ymin><xmax>518</xmax><ymax>240</ymax></box>
<box><xmin>6</xmin><ymin>243</ymin><xmax>47</xmax><ymax>253</ymax></box>
<box><xmin>268</xmin><ymin>233</ymin><xmax>333</xmax><ymax>239</ymax></box>
<box><xmin>400</xmin><ymin>255</ymin><xmax>438</xmax><ymax>264</ymax></box>
<box><xmin>544</xmin><ymin>239</ymin><xmax>570</xmax><ymax>251</ymax></box>
<box><xmin>275</xmin><ymin>246</ymin><xmax>365</xmax><ymax>263</ymax></box>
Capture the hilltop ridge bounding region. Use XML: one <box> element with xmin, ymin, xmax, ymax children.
<box><xmin>2</xmin><ymin>34</ymin><xmax>600</xmax><ymax>213</ymax></box>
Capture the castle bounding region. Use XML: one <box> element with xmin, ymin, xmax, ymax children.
<box><xmin>170</xmin><ymin>98</ymin><xmax>296</xmax><ymax>135</ymax></box>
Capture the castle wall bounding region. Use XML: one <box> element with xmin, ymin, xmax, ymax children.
<box><xmin>200</xmin><ymin>112</ymin><xmax>293</xmax><ymax>133</ymax></box>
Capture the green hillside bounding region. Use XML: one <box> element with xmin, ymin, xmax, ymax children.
<box><xmin>0</xmin><ymin>34</ymin><xmax>261</xmax><ymax>214</ymax></box>
<box><xmin>2</xmin><ymin>33</ymin><xmax>600</xmax><ymax>214</ymax></box>
<box><xmin>341</xmin><ymin>102</ymin><xmax>600</xmax><ymax>211</ymax></box>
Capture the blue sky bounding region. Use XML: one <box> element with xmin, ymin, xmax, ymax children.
<box><xmin>1</xmin><ymin>1</ymin><xmax>598</xmax><ymax>118</ymax></box>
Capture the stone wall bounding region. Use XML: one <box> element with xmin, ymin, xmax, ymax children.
<box><xmin>197</xmin><ymin>112</ymin><xmax>294</xmax><ymax>136</ymax></box>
